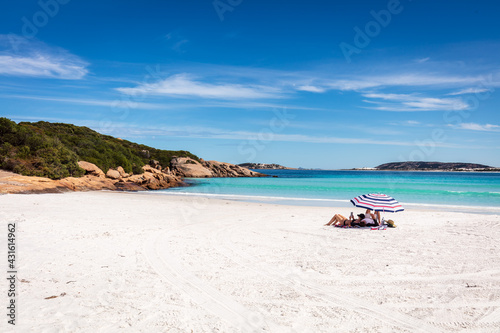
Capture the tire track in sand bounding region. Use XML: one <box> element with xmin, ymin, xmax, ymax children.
<box><xmin>143</xmin><ymin>221</ymin><xmax>289</xmax><ymax>333</ymax></box>
<box><xmin>209</xmin><ymin>219</ymin><xmax>443</xmax><ymax>333</ymax></box>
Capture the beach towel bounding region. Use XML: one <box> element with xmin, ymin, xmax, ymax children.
<box><xmin>334</xmin><ymin>225</ymin><xmax>387</xmax><ymax>230</ymax></box>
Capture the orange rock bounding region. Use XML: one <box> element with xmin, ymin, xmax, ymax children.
<box><xmin>106</xmin><ymin>169</ymin><xmax>121</xmax><ymax>179</ymax></box>
<box><xmin>0</xmin><ymin>169</ymin><xmax>184</xmax><ymax>194</ymax></box>
<box><xmin>116</xmin><ymin>166</ymin><xmax>129</xmax><ymax>178</ymax></box>
<box><xmin>77</xmin><ymin>161</ymin><xmax>105</xmax><ymax>178</ymax></box>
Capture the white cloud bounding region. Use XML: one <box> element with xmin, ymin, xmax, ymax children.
<box><xmin>0</xmin><ymin>35</ymin><xmax>88</xmax><ymax>79</ymax></box>
<box><xmin>113</xmin><ymin>66</ymin><xmax>491</xmax><ymax>109</ymax></box>
<box><xmin>91</xmin><ymin>123</ymin><xmax>465</xmax><ymax>149</ymax></box>
<box><xmin>451</xmin><ymin>123</ymin><xmax>500</xmax><ymax>132</ymax></box>
<box><xmin>1</xmin><ymin>94</ymin><xmax>163</xmax><ymax>109</ymax></box>
<box><xmin>447</xmin><ymin>87</ymin><xmax>492</xmax><ymax>96</ymax></box>
<box><xmin>201</xmin><ymin>101</ymin><xmax>328</xmax><ymax>111</ymax></box>
<box><xmin>362</xmin><ymin>93</ymin><xmax>469</xmax><ymax>111</ymax></box>
<box><xmin>291</xmin><ymin>73</ymin><xmax>491</xmax><ymax>94</ymax></box>
<box><xmin>111</xmin><ymin>62</ymin><xmax>500</xmax><ymax>110</ymax></box>
<box><xmin>116</xmin><ymin>73</ymin><xmax>282</xmax><ymax>99</ymax></box>
<box><xmin>0</xmin><ymin>55</ymin><xmax>88</xmax><ymax>79</ymax></box>
<box><xmin>415</xmin><ymin>57</ymin><xmax>430</xmax><ymax>63</ymax></box>
<box><xmin>296</xmin><ymin>85</ymin><xmax>326</xmax><ymax>93</ymax></box>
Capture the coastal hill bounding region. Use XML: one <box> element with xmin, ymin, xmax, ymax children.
<box><xmin>0</xmin><ymin>117</ymin><xmax>199</xmax><ymax>179</ymax></box>
<box><xmin>374</xmin><ymin>161</ymin><xmax>498</xmax><ymax>171</ymax></box>
<box><xmin>238</xmin><ymin>163</ymin><xmax>294</xmax><ymax>170</ymax></box>
<box><xmin>0</xmin><ymin>118</ymin><xmax>264</xmax><ymax>193</ymax></box>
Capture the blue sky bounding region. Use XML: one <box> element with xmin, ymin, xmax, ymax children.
<box><xmin>1</xmin><ymin>0</ymin><xmax>500</xmax><ymax>169</ymax></box>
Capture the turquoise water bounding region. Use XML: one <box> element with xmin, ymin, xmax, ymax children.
<box><xmin>161</xmin><ymin>170</ymin><xmax>500</xmax><ymax>210</ymax></box>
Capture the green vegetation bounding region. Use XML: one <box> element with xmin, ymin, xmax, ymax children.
<box><xmin>375</xmin><ymin>161</ymin><xmax>494</xmax><ymax>171</ymax></box>
<box><xmin>0</xmin><ymin>118</ymin><xmax>199</xmax><ymax>179</ymax></box>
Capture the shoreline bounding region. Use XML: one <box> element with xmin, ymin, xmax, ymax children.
<box><xmin>2</xmin><ymin>191</ymin><xmax>499</xmax><ymax>332</ymax></box>
<box><xmin>143</xmin><ymin>190</ymin><xmax>500</xmax><ymax>215</ymax></box>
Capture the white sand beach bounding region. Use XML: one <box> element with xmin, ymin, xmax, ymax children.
<box><xmin>1</xmin><ymin>191</ymin><xmax>500</xmax><ymax>332</ymax></box>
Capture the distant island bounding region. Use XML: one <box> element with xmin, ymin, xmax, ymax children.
<box><xmin>353</xmin><ymin>161</ymin><xmax>500</xmax><ymax>172</ymax></box>
<box><xmin>238</xmin><ymin>163</ymin><xmax>295</xmax><ymax>170</ymax></box>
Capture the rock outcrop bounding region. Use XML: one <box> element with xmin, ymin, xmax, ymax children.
<box><xmin>0</xmin><ymin>157</ymin><xmax>266</xmax><ymax>194</ymax></box>
<box><xmin>58</xmin><ymin>175</ymin><xmax>121</xmax><ymax>192</ymax></box>
<box><xmin>203</xmin><ymin>160</ymin><xmax>262</xmax><ymax>177</ymax></box>
<box><xmin>0</xmin><ymin>171</ymin><xmax>69</xmax><ymax>194</ymax></box>
<box><xmin>116</xmin><ymin>166</ymin><xmax>129</xmax><ymax>178</ymax></box>
<box><xmin>170</xmin><ymin>157</ymin><xmax>213</xmax><ymax>178</ymax></box>
<box><xmin>126</xmin><ymin>165</ymin><xmax>184</xmax><ymax>190</ymax></box>
<box><xmin>106</xmin><ymin>169</ymin><xmax>121</xmax><ymax>179</ymax></box>
<box><xmin>77</xmin><ymin>161</ymin><xmax>105</xmax><ymax>177</ymax></box>
<box><xmin>149</xmin><ymin>160</ymin><xmax>162</xmax><ymax>170</ymax></box>
<box><xmin>238</xmin><ymin>163</ymin><xmax>293</xmax><ymax>170</ymax></box>
<box><xmin>0</xmin><ymin>161</ymin><xmax>185</xmax><ymax>194</ymax></box>
<box><xmin>170</xmin><ymin>157</ymin><xmax>266</xmax><ymax>178</ymax></box>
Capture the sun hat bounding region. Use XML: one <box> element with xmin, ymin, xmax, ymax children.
<box><xmin>386</xmin><ymin>219</ymin><xmax>397</xmax><ymax>228</ymax></box>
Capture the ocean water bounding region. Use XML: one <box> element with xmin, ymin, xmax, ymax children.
<box><xmin>160</xmin><ymin>170</ymin><xmax>500</xmax><ymax>212</ymax></box>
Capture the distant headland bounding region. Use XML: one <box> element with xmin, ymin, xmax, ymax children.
<box><xmin>238</xmin><ymin>163</ymin><xmax>296</xmax><ymax>170</ymax></box>
<box><xmin>354</xmin><ymin>161</ymin><xmax>500</xmax><ymax>172</ymax></box>
<box><xmin>239</xmin><ymin>161</ymin><xmax>500</xmax><ymax>172</ymax></box>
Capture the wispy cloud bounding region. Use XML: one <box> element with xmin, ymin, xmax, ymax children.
<box><xmin>163</xmin><ymin>31</ymin><xmax>189</xmax><ymax>53</ymax></box>
<box><xmin>5</xmin><ymin>116</ymin><xmax>476</xmax><ymax>150</ymax></box>
<box><xmin>299</xmin><ymin>73</ymin><xmax>490</xmax><ymax>94</ymax></box>
<box><xmin>200</xmin><ymin>101</ymin><xmax>328</xmax><ymax>111</ymax></box>
<box><xmin>450</xmin><ymin>123</ymin><xmax>500</xmax><ymax>132</ymax></box>
<box><xmin>362</xmin><ymin>93</ymin><xmax>469</xmax><ymax>111</ymax></box>
<box><xmin>1</xmin><ymin>94</ymin><xmax>164</xmax><ymax>109</ymax></box>
<box><xmin>90</xmin><ymin>122</ymin><xmax>466</xmax><ymax>149</ymax></box>
<box><xmin>296</xmin><ymin>85</ymin><xmax>327</xmax><ymax>93</ymax></box>
<box><xmin>415</xmin><ymin>57</ymin><xmax>430</xmax><ymax>63</ymax></box>
<box><xmin>111</xmin><ymin>64</ymin><xmax>496</xmax><ymax>110</ymax></box>
<box><xmin>0</xmin><ymin>35</ymin><xmax>88</xmax><ymax>79</ymax></box>
<box><xmin>446</xmin><ymin>87</ymin><xmax>492</xmax><ymax>96</ymax></box>
<box><xmin>1</xmin><ymin>93</ymin><xmax>326</xmax><ymax>112</ymax></box>
<box><xmin>113</xmin><ymin>62</ymin><xmax>496</xmax><ymax>94</ymax></box>
<box><xmin>116</xmin><ymin>73</ymin><xmax>283</xmax><ymax>99</ymax></box>
<box><xmin>108</xmin><ymin>60</ymin><xmax>500</xmax><ymax>111</ymax></box>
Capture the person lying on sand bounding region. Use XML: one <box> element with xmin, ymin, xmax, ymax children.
<box><xmin>324</xmin><ymin>213</ymin><xmax>350</xmax><ymax>226</ymax></box>
<box><xmin>351</xmin><ymin>210</ymin><xmax>379</xmax><ymax>227</ymax></box>
<box><xmin>325</xmin><ymin>209</ymin><xmax>380</xmax><ymax>227</ymax></box>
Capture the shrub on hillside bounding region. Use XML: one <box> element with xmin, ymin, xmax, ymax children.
<box><xmin>0</xmin><ymin>118</ymin><xmax>198</xmax><ymax>179</ymax></box>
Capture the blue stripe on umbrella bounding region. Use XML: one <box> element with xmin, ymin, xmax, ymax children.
<box><xmin>351</xmin><ymin>193</ymin><xmax>404</xmax><ymax>213</ymax></box>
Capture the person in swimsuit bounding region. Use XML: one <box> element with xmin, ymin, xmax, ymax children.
<box><xmin>325</xmin><ymin>209</ymin><xmax>380</xmax><ymax>227</ymax></box>
<box><xmin>324</xmin><ymin>213</ymin><xmax>351</xmax><ymax>226</ymax></box>
<box><xmin>357</xmin><ymin>210</ymin><xmax>378</xmax><ymax>227</ymax></box>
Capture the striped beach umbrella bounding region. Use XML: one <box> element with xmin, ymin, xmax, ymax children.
<box><xmin>350</xmin><ymin>193</ymin><xmax>404</xmax><ymax>213</ymax></box>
